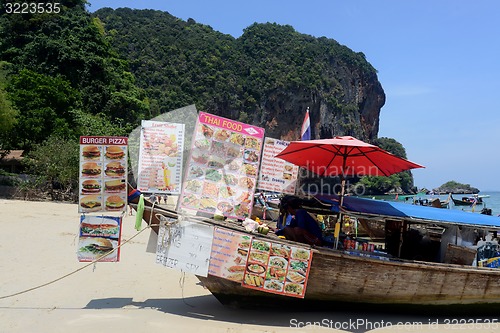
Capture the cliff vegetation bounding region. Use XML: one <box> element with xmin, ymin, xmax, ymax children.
<box><xmin>0</xmin><ymin>2</ymin><xmax>416</xmax><ymax>197</ymax></box>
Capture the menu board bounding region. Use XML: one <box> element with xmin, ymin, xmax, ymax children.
<box><xmin>241</xmin><ymin>239</ymin><xmax>313</xmax><ymax>298</ymax></box>
<box><xmin>156</xmin><ymin>218</ymin><xmax>214</xmax><ymax>277</ymax></box>
<box><xmin>137</xmin><ymin>120</ymin><xmax>185</xmax><ymax>194</ymax></box>
<box><xmin>258</xmin><ymin>137</ymin><xmax>299</xmax><ymax>195</ymax></box>
<box><xmin>179</xmin><ymin>112</ymin><xmax>265</xmax><ymax>219</ymax></box>
<box><xmin>79</xmin><ymin>136</ymin><xmax>128</xmax><ymax>214</ymax></box>
<box><xmin>208</xmin><ymin>227</ymin><xmax>252</xmax><ymax>283</ymax></box>
<box><xmin>77</xmin><ymin>215</ymin><xmax>122</xmax><ymax>262</ymax></box>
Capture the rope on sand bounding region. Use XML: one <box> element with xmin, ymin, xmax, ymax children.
<box><xmin>0</xmin><ymin>220</ymin><xmax>158</xmax><ymax>300</ymax></box>
<box><xmin>1</xmin><ymin>203</ymin><xmax>199</xmax><ymax>308</ymax></box>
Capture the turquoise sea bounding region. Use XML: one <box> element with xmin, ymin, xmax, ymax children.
<box><xmin>369</xmin><ymin>191</ymin><xmax>500</xmax><ymax>216</ymax></box>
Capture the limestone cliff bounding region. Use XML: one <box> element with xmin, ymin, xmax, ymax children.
<box><xmin>260</xmin><ymin>72</ymin><xmax>385</xmax><ymax>142</ymax></box>
<box><xmin>95</xmin><ymin>10</ymin><xmax>386</xmax><ymax>142</ymax></box>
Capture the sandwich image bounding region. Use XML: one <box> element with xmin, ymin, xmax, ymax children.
<box><xmin>105</xmin><ymin>195</ymin><xmax>125</xmax><ymax>211</ymax></box>
<box><xmin>80</xmin><ymin>195</ymin><xmax>102</xmax><ymax>212</ymax></box>
<box><xmin>78</xmin><ymin>237</ymin><xmax>116</xmax><ymax>261</ymax></box>
<box><xmin>105</xmin><ymin>146</ymin><xmax>124</xmax><ymax>159</ymax></box>
<box><xmin>80</xmin><ymin>217</ymin><xmax>119</xmax><ymax>237</ymax></box>
<box><xmin>81</xmin><ymin>179</ymin><xmax>101</xmax><ymax>194</ymax></box>
<box><xmin>81</xmin><ymin>162</ymin><xmax>101</xmax><ymax>176</ymax></box>
<box><xmin>104</xmin><ymin>161</ymin><xmax>125</xmax><ymax>177</ymax></box>
<box><xmin>82</xmin><ymin>145</ymin><xmax>100</xmax><ymax>159</ymax></box>
<box><xmin>104</xmin><ymin>179</ymin><xmax>126</xmax><ymax>193</ymax></box>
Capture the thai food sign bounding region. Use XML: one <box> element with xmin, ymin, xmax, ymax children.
<box><xmin>257</xmin><ymin>137</ymin><xmax>299</xmax><ymax>194</ymax></box>
<box><xmin>137</xmin><ymin>120</ymin><xmax>185</xmax><ymax>194</ymax></box>
<box><xmin>179</xmin><ymin>112</ymin><xmax>265</xmax><ymax>219</ymax></box>
<box><xmin>78</xmin><ymin>136</ymin><xmax>128</xmax><ymax>214</ymax></box>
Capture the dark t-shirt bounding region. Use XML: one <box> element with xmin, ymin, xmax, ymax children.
<box><xmin>288</xmin><ymin>209</ymin><xmax>323</xmax><ymax>241</ymax></box>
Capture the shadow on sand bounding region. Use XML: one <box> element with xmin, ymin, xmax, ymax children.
<box><xmin>84</xmin><ymin>293</ymin><xmax>500</xmax><ymax>333</ymax></box>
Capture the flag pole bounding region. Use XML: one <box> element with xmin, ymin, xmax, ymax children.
<box><xmin>296</xmin><ymin>107</ymin><xmax>311</xmax><ymax>196</ymax></box>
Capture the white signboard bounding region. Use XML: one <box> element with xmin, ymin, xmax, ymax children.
<box><xmin>138</xmin><ymin>120</ymin><xmax>185</xmax><ymax>194</ymax></box>
<box><xmin>257</xmin><ymin>137</ymin><xmax>299</xmax><ymax>194</ymax></box>
<box><xmin>156</xmin><ymin>218</ymin><xmax>214</xmax><ymax>276</ymax></box>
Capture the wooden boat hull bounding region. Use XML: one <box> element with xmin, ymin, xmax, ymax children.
<box><xmin>452</xmin><ymin>196</ymin><xmax>484</xmax><ymax>206</ymax></box>
<box><xmin>198</xmin><ymin>247</ymin><xmax>500</xmax><ymax>309</ymax></box>
<box><xmin>128</xmin><ymin>186</ymin><xmax>500</xmax><ymax>311</ymax></box>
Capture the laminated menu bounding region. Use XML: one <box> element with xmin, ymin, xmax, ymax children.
<box><xmin>208</xmin><ymin>227</ymin><xmax>252</xmax><ymax>283</ymax></box>
<box><xmin>241</xmin><ymin>239</ymin><xmax>313</xmax><ymax>298</ymax></box>
<box><xmin>77</xmin><ymin>215</ymin><xmax>122</xmax><ymax>262</ymax></box>
<box><xmin>79</xmin><ymin>136</ymin><xmax>128</xmax><ymax>214</ymax></box>
<box><xmin>137</xmin><ymin>120</ymin><xmax>185</xmax><ymax>194</ymax></box>
<box><xmin>257</xmin><ymin>137</ymin><xmax>299</xmax><ymax>194</ymax></box>
<box><xmin>179</xmin><ymin>112</ymin><xmax>265</xmax><ymax>219</ymax></box>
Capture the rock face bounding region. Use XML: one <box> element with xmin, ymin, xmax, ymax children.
<box><xmin>95</xmin><ymin>9</ymin><xmax>386</xmax><ymax>142</ymax></box>
<box><xmin>260</xmin><ymin>75</ymin><xmax>385</xmax><ymax>142</ymax></box>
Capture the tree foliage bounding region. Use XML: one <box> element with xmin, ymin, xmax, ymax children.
<box><xmin>0</xmin><ymin>62</ymin><xmax>18</xmax><ymax>149</ymax></box>
<box><xmin>22</xmin><ymin>135</ymin><xmax>80</xmax><ymax>200</ymax></box>
<box><xmin>93</xmin><ymin>9</ymin><xmax>377</xmax><ymax>122</ymax></box>
<box><xmin>0</xmin><ymin>0</ymin><xmax>147</xmax><ymax>152</ymax></box>
<box><xmin>359</xmin><ymin>137</ymin><xmax>416</xmax><ymax>194</ymax></box>
<box><xmin>0</xmin><ymin>4</ymin><xmax>410</xmax><ymax>196</ymax></box>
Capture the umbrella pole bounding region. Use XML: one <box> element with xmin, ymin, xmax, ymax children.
<box><xmin>334</xmin><ymin>176</ymin><xmax>346</xmax><ymax>249</ymax></box>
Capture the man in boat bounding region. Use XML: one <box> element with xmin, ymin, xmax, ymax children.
<box><xmin>273</xmin><ymin>197</ymin><xmax>323</xmax><ymax>246</ymax></box>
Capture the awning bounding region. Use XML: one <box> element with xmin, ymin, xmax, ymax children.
<box><xmin>316</xmin><ymin>194</ymin><xmax>500</xmax><ymax>229</ymax></box>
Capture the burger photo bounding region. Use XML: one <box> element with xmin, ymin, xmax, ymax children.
<box><xmin>104</xmin><ymin>161</ymin><xmax>125</xmax><ymax>177</ymax></box>
<box><xmin>81</xmin><ymin>179</ymin><xmax>101</xmax><ymax>194</ymax></box>
<box><xmin>78</xmin><ymin>237</ymin><xmax>117</xmax><ymax>262</ymax></box>
<box><xmin>80</xmin><ymin>195</ymin><xmax>102</xmax><ymax>212</ymax></box>
<box><xmin>81</xmin><ymin>162</ymin><xmax>101</xmax><ymax>177</ymax></box>
<box><xmin>82</xmin><ymin>145</ymin><xmax>101</xmax><ymax>160</ymax></box>
<box><xmin>105</xmin><ymin>195</ymin><xmax>126</xmax><ymax>211</ymax></box>
<box><xmin>104</xmin><ymin>179</ymin><xmax>126</xmax><ymax>193</ymax></box>
<box><xmin>105</xmin><ymin>146</ymin><xmax>125</xmax><ymax>159</ymax></box>
<box><xmin>80</xmin><ymin>216</ymin><xmax>119</xmax><ymax>237</ymax></box>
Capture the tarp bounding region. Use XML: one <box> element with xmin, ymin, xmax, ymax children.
<box><xmin>316</xmin><ymin>194</ymin><xmax>500</xmax><ymax>229</ymax></box>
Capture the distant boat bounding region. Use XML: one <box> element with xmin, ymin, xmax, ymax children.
<box><xmin>451</xmin><ymin>194</ymin><xmax>484</xmax><ymax>206</ymax></box>
<box><xmin>412</xmin><ymin>193</ymin><xmax>451</xmax><ymax>208</ymax></box>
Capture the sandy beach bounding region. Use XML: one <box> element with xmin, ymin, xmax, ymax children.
<box><xmin>0</xmin><ymin>199</ymin><xmax>497</xmax><ymax>333</ymax></box>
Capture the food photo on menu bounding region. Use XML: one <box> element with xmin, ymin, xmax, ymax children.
<box><xmin>104</xmin><ymin>161</ymin><xmax>126</xmax><ymax>177</ymax></box>
<box><xmin>77</xmin><ymin>236</ymin><xmax>118</xmax><ymax>262</ymax></box>
<box><xmin>104</xmin><ymin>179</ymin><xmax>126</xmax><ymax>193</ymax></box>
<box><xmin>81</xmin><ymin>179</ymin><xmax>102</xmax><ymax>194</ymax></box>
<box><xmin>81</xmin><ymin>162</ymin><xmax>102</xmax><ymax>177</ymax></box>
<box><xmin>82</xmin><ymin>145</ymin><xmax>101</xmax><ymax>160</ymax></box>
<box><xmin>104</xmin><ymin>146</ymin><xmax>125</xmax><ymax>160</ymax></box>
<box><xmin>80</xmin><ymin>216</ymin><xmax>120</xmax><ymax>238</ymax></box>
<box><xmin>104</xmin><ymin>195</ymin><xmax>126</xmax><ymax>212</ymax></box>
<box><xmin>79</xmin><ymin>194</ymin><xmax>102</xmax><ymax>213</ymax></box>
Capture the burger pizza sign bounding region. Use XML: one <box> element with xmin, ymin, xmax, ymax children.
<box><xmin>79</xmin><ymin>136</ymin><xmax>128</xmax><ymax>214</ymax></box>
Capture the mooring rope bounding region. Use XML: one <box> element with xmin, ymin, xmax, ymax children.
<box><xmin>0</xmin><ymin>222</ymin><xmax>158</xmax><ymax>300</ymax></box>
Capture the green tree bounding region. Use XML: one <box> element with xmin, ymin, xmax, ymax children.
<box><xmin>359</xmin><ymin>137</ymin><xmax>416</xmax><ymax>194</ymax></box>
<box><xmin>0</xmin><ymin>62</ymin><xmax>18</xmax><ymax>150</ymax></box>
<box><xmin>22</xmin><ymin>135</ymin><xmax>80</xmax><ymax>200</ymax></box>
<box><xmin>6</xmin><ymin>69</ymin><xmax>80</xmax><ymax>150</ymax></box>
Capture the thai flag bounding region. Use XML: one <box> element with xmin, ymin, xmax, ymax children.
<box><xmin>301</xmin><ymin>107</ymin><xmax>311</xmax><ymax>141</ymax></box>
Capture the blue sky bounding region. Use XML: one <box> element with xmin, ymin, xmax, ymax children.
<box><xmin>88</xmin><ymin>1</ymin><xmax>500</xmax><ymax>191</ymax></box>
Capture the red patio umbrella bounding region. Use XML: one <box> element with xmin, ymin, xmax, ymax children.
<box><xmin>275</xmin><ymin>136</ymin><xmax>424</xmax><ymax>245</ymax></box>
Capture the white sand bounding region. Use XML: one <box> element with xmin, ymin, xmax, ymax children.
<box><xmin>0</xmin><ymin>199</ymin><xmax>494</xmax><ymax>333</ymax></box>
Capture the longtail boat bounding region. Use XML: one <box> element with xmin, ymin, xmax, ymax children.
<box><xmin>451</xmin><ymin>194</ymin><xmax>484</xmax><ymax>206</ymax></box>
<box><xmin>128</xmin><ymin>187</ymin><xmax>500</xmax><ymax>313</ymax></box>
